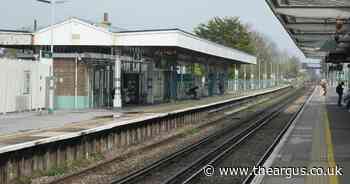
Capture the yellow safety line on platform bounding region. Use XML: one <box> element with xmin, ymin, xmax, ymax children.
<box><xmin>324</xmin><ymin>108</ymin><xmax>339</xmax><ymax>184</ymax></box>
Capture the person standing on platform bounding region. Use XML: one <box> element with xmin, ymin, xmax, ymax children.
<box><xmin>320</xmin><ymin>79</ymin><xmax>328</xmax><ymax>96</ymax></box>
<box><xmin>219</xmin><ymin>80</ymin><xmax>225</xmax><ymax>95</ymax></box>
<box><xmin>336</xmin><ymin>82</ymin><xmax>345</xmax><ymax>107</ymax></box>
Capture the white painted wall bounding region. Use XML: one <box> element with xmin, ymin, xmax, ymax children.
<box><xmin>0</xmin><ymin>59</ymin><xmax>50</xmax><ymax>114</ymax></box>
<box><xmin>35</xmin><ymin>18</ymin><xmax>113</xmax><ymax>46</ymax></box>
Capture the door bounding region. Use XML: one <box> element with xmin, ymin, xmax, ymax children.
<box><xmin>123</xmin><ymin>73</ymin><xmax>140</xmax><ymax>105</ymax></box>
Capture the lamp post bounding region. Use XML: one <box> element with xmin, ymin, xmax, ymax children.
<box><xmin>258</xmin><ymin>59</ymin><xmax>261</xmax><ymax>89</ymax></box>
<box><xmin>271</xmin><ymin>61</ymin><xmax>273</xmax><ymax>86</ymax></box>
<box><xmin>265</xmin><ymin>60</ymin><xmax>267</xmax><ymax>88</ymax></box>
<box><xmin>36</xmin><ymin>0</ymin><xmax>68</xmax><ymax>113</ymax></box>
<box><xmin>244</xmin><ymin>65</ymin><xmax>247</xmax><ymax>92</ymax></box>
<box><xmin>37</xmin><ymin>0</ymin><xmax>68</xmax><ymax>54</ymax></box>
<box><xmin>276</xmin><ymin>60</ymin><xmax>280</xmax><ymax>86</ymax></box>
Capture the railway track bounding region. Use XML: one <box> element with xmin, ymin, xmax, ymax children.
<box><xmin>46</xmin><ymin>86</ymin><xmax>305</xmax><ymax>184</ymax></box>
<box><xmin>108</xmin><ymin>87</ymin><xmax>313</xmax><ymax>184</ymax></box>
<box><xmin>186</xmin><ymin>88</ymin><xmax>313</xmax><ymax>184</ymax></box>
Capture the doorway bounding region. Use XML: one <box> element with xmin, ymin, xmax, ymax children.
<box><xmin>122</xmin><ymin>73</ymin><xmax>141</xmax><ymax>105</ymax></box>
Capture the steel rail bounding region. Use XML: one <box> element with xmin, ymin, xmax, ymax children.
<box><xmin>241</xmin><ymin>87</ymin><xmax>315</xmax><ymax>184</ymax></box>
<box><xmin>165</xmin><ymin>98</ymin><xmax>288</xmax><ymax>184</ymax></box>
<box><xmin>110</xmin><ymin>102</ymin><xmax>269</xmax><ymax>184</ymax></box>
<box><xmin>47</xmin><ymin>86</ymin><xmax>291</xmax><ymax>184</ymax></box>
<box><xmin>180</xmin><ymin>88</ymin><xmax>314</xmax><ymax>184</ymax></box>
<box><xmin>110</xmin><ymin>88</ymin><xmax>305</xmax><ymax>184</ymax></box>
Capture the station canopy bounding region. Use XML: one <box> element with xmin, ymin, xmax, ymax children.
<box><xmin>267</xmin><ymin>0</ymin><xmax>350</xmax><ymax>62</ymax></box>
<box><xmin>0</xmin><ymin>18</ymin><xmax>256</xmax><ymax>65</ymax></box>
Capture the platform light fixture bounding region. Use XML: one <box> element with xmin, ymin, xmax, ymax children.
<box><xmin>36</xmin><ymin>0</ymin><xmax>69</xmax><ymax>54</ymax></box>
<box><xmin>36</xmin><ymin>0</ymin><xmax>69</xmax><ymax>113</ymax></box>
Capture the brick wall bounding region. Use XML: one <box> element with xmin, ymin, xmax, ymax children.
<box><xmin>53</xmin><ymin>59</ymin><xmax>88</xmax><ymax>97</ymax></box>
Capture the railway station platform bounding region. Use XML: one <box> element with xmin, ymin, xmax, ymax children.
<box><xmin>0</xmin><ymin>86</ymin><xmax>286</xmax><ymax>152</ymax></box>
<box><xmin>255</xmin><ymin>86</ymin><xmax>350</xmax><ymax>184</ymax></box>
<box><xmin>0</xmin><ymin>88</ymin><xmax>274</xmax><ymax>136</ymax></box>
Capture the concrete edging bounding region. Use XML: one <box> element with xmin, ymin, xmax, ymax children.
<box><xmin>0</xmin><ymin>85</ymin><xmax>290</xmax><ymax>155</ymax></box>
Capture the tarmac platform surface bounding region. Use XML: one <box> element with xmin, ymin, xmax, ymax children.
<box><xmin>255</xmin><ymin>86</ymin><xmax>350</xmax><ymax>184</ymax></box>
<box><xmin>0</xmin><ymin>87</ymin><xmax>286</xmax><ymax>153</ymax></box>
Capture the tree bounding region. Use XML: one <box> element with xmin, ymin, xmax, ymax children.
<box><xmin>194</xmin><ymin>17</ymin><xmax>256</xmax><ymax>55</ymax></box>
<box><xmin>285</xmin><ymin>56</ymin><xmax>301</xmax><ymax>78</ymax></box>
<box><xmin>194</xmin><ymin>16</ymin><xmax>304</xmax><ymax>83</ymax></box>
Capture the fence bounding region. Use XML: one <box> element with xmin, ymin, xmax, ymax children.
<box><xmin>0</xmin><ymin>58</ymin><xmax>51</xmax><ymax>114</ymax></box>
<box><xmin>227</xmin><ymin>79</ymin><xmax>286</xmax><ymax>94</ymax></box>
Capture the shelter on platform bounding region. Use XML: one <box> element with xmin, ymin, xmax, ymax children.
<box><xmin>0</xmin><ymin>17</ymin><xmax>256</xmax><ymax>111</ymax></box>
<box><xmin>266</xmin><ymin>0</ymin><xmax>350</xmax><ymax>86</ymax></box>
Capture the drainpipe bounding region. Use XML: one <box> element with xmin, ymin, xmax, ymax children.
<box><xmin>75</xmin><ymin>54</ymin><xmax>78</xmax><ymax>109</ymax></box>
<box><xmin>244</xmin><ymin>65</ymin><xmax>247</xmax><ymax>92</ymax></box>
<box><xmin>258</xmin><ymin>59</ymin><xmax>261</xmax><ymax>89</ymax></box>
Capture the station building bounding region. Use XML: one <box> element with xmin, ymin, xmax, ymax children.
<box><xmin>0</xmin><ymin>15</ymin><xmax>256</xmax><ymax>111</ymax></box>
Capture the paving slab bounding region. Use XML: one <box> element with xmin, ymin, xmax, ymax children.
<box><xmin>255</xmin><ymin>86</ymin><xmax>350</xmax><ymax>184</ymax></box>
<box><xmin>0</xmin><ymin>86</ymin><xmax>287</xmax><ymax>154</ymax></box>
<box><xmin>0</xmin><ymin>109</ymin><xmax>120</xmax><ymax>135</ymax></box>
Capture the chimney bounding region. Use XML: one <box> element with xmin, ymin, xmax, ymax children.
<box><xmin>104</xmin><ymin>13</ymin><xmax>109</xmax><ymax>22</ymax></box>
<box><xmin>101</xmin><ymin>12</ymin><xmax>111</xmax><ymax>28</ymax></box>
<box><xmin>34</xmin><ymin>19</ymin><xmax>38</xmax><ymax>32</ymax></box>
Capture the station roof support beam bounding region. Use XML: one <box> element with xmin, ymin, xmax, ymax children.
<box><xmin>275</xmin><ymin>6</ymin><xmax>350</xmax><ymax>19</ymax></box>
<box><xmin>266</xmin><ymin>0</ymin><xmax>350</xmax><ymax>60</ymax></box>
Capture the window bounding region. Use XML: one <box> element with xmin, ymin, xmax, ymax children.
<box><xmin>23</xmin><ymin>71</ymin><xmax>31</xmax><ymax>95</ymax></box>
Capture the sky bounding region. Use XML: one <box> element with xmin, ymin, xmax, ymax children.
<box><xmin>0</xmin><ymin>0</ymin><xmax>317</xmax><ymax>63</ymax></box>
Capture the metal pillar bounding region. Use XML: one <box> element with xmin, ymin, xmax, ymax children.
<box><xmin>113</xmin><ymin>54</ymin><xmax>122</xmax><ymax>108</ymax></box>
<box><xmin>147</xmin><ymin>63</ymin><xmax>154</xmax><ymax>104</ymax></box>
<box><xmin>258</xmin><ymin>59</ymin><xmax>261</xmax><ymax>89</ymax></box>
<box><xmin>250</xmin><ymin>64</ymin><xmax>254</xmax><ymax>89</ymax></box>
<box><xmin>100</xmin><ymin>69</ymin><xmax>104</xmax><ymax>107</ymax></box>
<box><xmin>49</xmin><ymin>2</ymin><xmax>55</xmax><ymax>114</ymax></box>
<box><xmin>87</xmin><ymin>67</ymin><xmax>90</xmax><ymax>108</ymax></box>
<box><xmin>92</xmin><ymin>68</ymin><xmax>95</xmax><ymax>108</ymax></box>
<box><xmin>270</xmin><ymin>62</ymin><xmax>273</xmax><ymax>86</ymax></box>
<box><xmin>235</xmin><ymin>64</ymin><xmax>238</xmax><ymax>92</ymax></box>
<box><xmin>276</xmin><ymin>61</ymin><xmax>280</xmax><ymax>86</ymax></box>
<box><xmin>244</xmin><ymin>65</ymin><xmax>247</xmax><ymax>91</ymax></box>
<box><xmin>47</xmin><ymin>60</ymin><xmax>55</xmax><ymax>113</ymax></box>
<box><xmin>264</xmin><ymin>61</ymin><xmax>267</xmax><ymax>88</ymax></box>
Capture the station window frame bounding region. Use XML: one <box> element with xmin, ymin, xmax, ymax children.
<box><xmin>23</xmin><ymin>70</ymin><xmax>31</xmax><ymax>95</ymax></box>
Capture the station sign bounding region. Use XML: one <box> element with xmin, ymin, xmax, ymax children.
<box><xmin>325</xmin><ymin>53</ymin><xmax>350</xmax><ymax>63</ymax></box>
<box><xmin>0</xmin><ymin>32</ymin><xmax>32</xmax><ymax>45</ymax></box>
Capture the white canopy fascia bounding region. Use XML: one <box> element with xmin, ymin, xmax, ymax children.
<box><xmin>115</xmin><ymin>30</ymin><xmax>256</xmax><ymax>64</ymax></box>
<box><xmin>0</xmin><ymin>18</ymin><xmax>257</xmax><ymax>64</ymax></box>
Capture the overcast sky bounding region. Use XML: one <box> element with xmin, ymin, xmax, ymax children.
<box><xmin>0</xmin><ymin>0</ymin><xmax>317</xmax><ymax>62</ymax></box>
